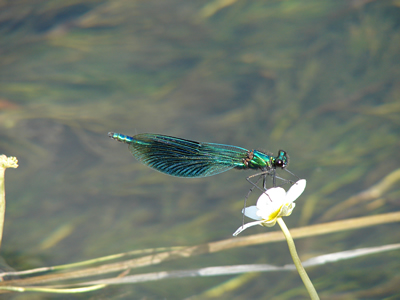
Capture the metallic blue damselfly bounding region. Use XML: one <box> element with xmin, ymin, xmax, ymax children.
<box><xmin>108</xmin><ymin>132</ymin><xmax>293</xmax><ymax>188</ymax></box>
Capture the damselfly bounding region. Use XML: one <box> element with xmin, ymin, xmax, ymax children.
<box><xmin>108</xmin><ymin>132</ymin><xmax>295</xmax><ymax>189</ymax></box>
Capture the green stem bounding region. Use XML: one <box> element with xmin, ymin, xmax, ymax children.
<box><xmin>277</xmin><ymin>218</ymin><xmax>319</xmax><ymax>300</ymax></box>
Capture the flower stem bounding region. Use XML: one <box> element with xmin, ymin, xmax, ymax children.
<box><xmin>0</xmin><ymin>166</ymin><xmax>5</xmax><ymax>249</ymax></box>
<box><xmin>277</xmin><ymin>218</ymin><xmax>319</xmax><ymax>300</ymax></box>
<box><xmin>0</xmin><ymin>155</ymin><xmax>18</xmax><ymax>249</ymax></box>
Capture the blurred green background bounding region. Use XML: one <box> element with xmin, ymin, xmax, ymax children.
<box><xmin>0</xmin><ymin>0</ymin><xmax>399</xmax><ymax>299</ymax></box>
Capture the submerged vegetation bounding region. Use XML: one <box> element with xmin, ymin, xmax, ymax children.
<box><xmin>0</xmin><ymin>0</ymin><xmax>399</xmax><ymax>298</ymax></box>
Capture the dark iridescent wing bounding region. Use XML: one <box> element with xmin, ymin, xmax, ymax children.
<box><xmin>128</xmin><ymin>133</ymin><xmax>249</xmax><ymax>177</ymax></box>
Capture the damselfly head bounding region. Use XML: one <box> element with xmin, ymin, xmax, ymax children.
<box><xmin>274</xmin><ymin>150</ymin><xmax>289</xmax><ymax>169</ymax></box>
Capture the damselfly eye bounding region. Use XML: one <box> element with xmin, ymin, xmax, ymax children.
<box><xmin>276</xmin><ymin>159</ymin><xmax>284</xmax><ymax>167</ymax></box>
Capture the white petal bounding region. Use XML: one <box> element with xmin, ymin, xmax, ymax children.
<box><xmin>285</xmin><ymin>179</ymin><xmax>306</xmax><ymax>202</ymax></box>
<box><xmin>255</xmin><ymin>193</ymin><xmax>271</xmax><ymax>210</ymax></box>
<box><xmin>242</xmin><ymin>206</ymin><xmax>262</xmax><ymax>220</ymax></box>
<box><xmin>232</xmin><ymin>220</ymin><xmax>264</xmax><ymax>236</ymax></box>
<box><xmin>257</xmin><ymin>201</ymin><xmax>282</xmax><ymax>219</ymax></box>
<box><xmin>257</xmin><ymin>187</ymin><xmax>286</xmax><ymax>207</ymax></box>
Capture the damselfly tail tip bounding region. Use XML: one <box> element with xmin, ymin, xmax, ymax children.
<box><xmin>108</xmin><ymin>132</ymin><xmax>134</xmax><ymax>144</ymax></box>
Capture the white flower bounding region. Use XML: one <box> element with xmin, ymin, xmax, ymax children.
<box><xmin>233</xmin><ymin>179</ymin><xmax>306</xmax><ymax>236</ymax></box>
